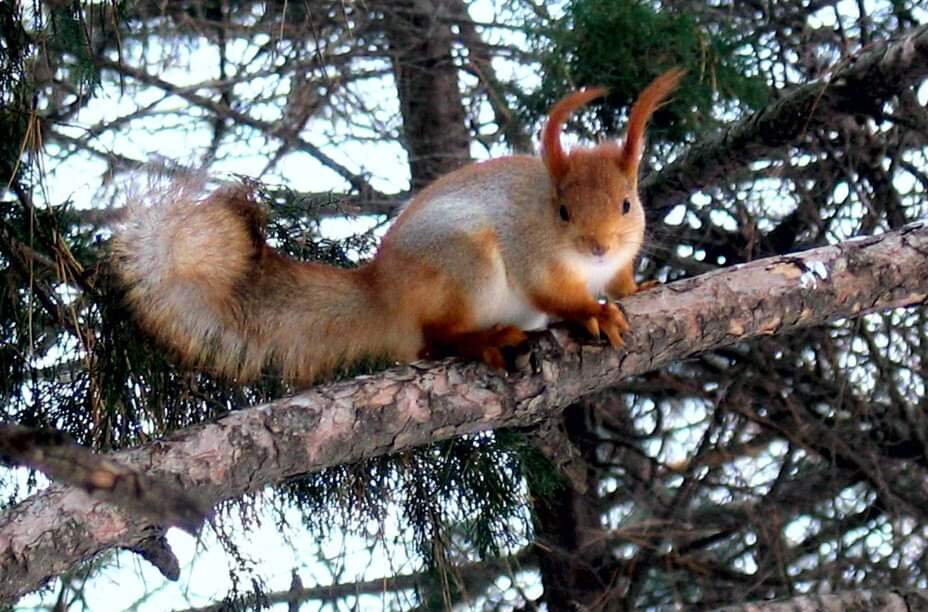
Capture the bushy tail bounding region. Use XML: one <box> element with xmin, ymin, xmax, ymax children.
<box><xmin>111</xmin><ymin>178</ymin><xmax>395</xmax><ymax>384</ymax></box>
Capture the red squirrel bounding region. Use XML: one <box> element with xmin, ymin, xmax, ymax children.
<box><xmin>113</xmin><ymin>69</ymin><xmax>683</xmax><ymax>384</ymax></box>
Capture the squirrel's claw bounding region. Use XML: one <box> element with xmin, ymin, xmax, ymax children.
<box><xmin>598</xmin><ymin>302</ymin><xmax>629</xmax><ymax>348</ymax></box>
<box><xmin>584</xmin><ymin>316</ymin><xmax>601</xmax><ymax>339</ymax></box>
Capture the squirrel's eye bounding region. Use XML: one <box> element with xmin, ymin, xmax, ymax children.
<box><xmin>559</xmin><ymin>205</ymin><xmax>570</xmax><ymax>222</ymax></box>
<box><xmin>622</xmin><ymin>198</ymin><xmax>631</xmax><ymax>215</ymax></box>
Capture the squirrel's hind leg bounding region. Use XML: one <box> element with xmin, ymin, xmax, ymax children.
<box><xmin>422</xmin><ymin>324</ymin><xmax>527</xmax><ymax>370</ymax></box>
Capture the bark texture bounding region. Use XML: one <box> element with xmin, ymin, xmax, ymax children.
<box><xmin>0</xmin><ymin>425</ymin><xmax>207</xmax><ymax>534</ymax></box>
<box><xmin>0</xmin><ymin>222</ymin><xmax>926</xmax><ymax>602</ymax></box>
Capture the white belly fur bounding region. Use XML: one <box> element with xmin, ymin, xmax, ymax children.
<box><xmin>563</xmin><ymin>247</ymin><xmax>633</xmax><ymax>297</ymax></box>
<box><xmin>470</xmin><ymin>243</ymin><xmax>636</xmax><ymax>331</ymax></box>
<box><xmin>472</xmin><ymin>248</ymin><xmax>550</xmax><ymax>330</ymax></box>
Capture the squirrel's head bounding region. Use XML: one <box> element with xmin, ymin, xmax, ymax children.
<box><xmin>541</xmin><ymin>69</ymin><xmax>684</xmax><ymax>260</ymax></box>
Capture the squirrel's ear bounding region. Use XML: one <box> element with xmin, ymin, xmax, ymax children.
<box><xmin>619</xmin><ymin>68</ymin><xmax>685</xmax><ymax>177</ymax></box>
<box><xmin>541</xmin><ymin>86</ymin><xmax>607</xmax><ymax>183</ymax></box>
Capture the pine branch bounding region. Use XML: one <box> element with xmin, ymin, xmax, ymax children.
<box><xmin>0</xmin><ymin>424</ymin><xmax>208</xmax><ymax>535</ymax></box>
<box><xmin>642</xmin><ymin>22</ymin><xmax>928</xmax><ymax>218</ymax></box>
<box><xmin>0</xmin><ymin>222</ymin><xmax>925</xmax><ymax>603</ymax></box>
<box><xmin>92</xmin><ymin>57</ymin><xmax>388</xmax><ymax>200</ymax></box>
<box><xmin>176</xmin><ymin>549</ymin><xmax>535</xmax><ymax>612</ymax></box>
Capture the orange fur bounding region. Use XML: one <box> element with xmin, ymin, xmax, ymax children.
<box><xmin>113</xmin><ymin>70</ymin><xmax>682</xmax><ymax>384</ymax></box>
<box><xmin>528</xmin><ymin>260</ymin><xmax>630</xmax><ymax>348</ymax></box>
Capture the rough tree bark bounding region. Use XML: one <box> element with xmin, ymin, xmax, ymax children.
<box><xmin>0</xmin><ymin>221</ymin><xmax>925</xmax><ymax>602</ymax></box>
<box><xmin>0</xmin><ymin>425</ymin><xmax>206</xmax><ymax>533</ymax></box>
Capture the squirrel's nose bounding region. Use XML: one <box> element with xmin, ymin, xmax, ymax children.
<box><xmin>590</xmin><ymin>242</ymin><xmax>608</xmax><ymax>257</ymax></box>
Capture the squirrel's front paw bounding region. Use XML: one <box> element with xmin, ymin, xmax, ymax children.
<box><xmin>584</xmin><ymin>302</ymin><xmax>630</xmax><ymax>348</ymax></box>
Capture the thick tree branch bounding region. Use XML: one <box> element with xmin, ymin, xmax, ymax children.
<box><xmin>0</xmin><ymin>425</ymin><xmax>208</xmax><ymax>534</ymax></box>
<box><xmin>642</xmin><ymin>23</ymin><xmax>928</xmax><ymax>218</ymax></box>
<box><xmin>0</xmin><ymin>223</ymin><xmax>926</xmax><ymax>602</ymax></box>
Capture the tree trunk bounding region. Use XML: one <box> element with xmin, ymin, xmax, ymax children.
<box><xmin>374</xmin><ymin>0</ymin><xmax>472</xmax><ymax>189</ymax></box>
<box><xmin>530</xmin><ymin>404</ymin><xmax>622</xmax><ymax>610</ymax></box>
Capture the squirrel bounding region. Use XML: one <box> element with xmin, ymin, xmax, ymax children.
<box><xmin>112</xmin><ymin>68</ymin><xmax>684</xmax><ymax>385</ymax></box>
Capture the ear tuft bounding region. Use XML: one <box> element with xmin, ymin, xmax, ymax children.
<box><xmin>541</xmin><ymin>86</ymin><xmax>608</xmax><ymax>183</ymax></box>
<box><xmin>619</xmin><ymin>68</ymin><xmax>685</xmax><ymax>176</ymax></box>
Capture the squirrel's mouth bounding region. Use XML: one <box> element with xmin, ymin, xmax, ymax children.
<box><xmin>574</xmin><ymin>237</ymin><xmax>612</xmax><ymax>259</ymax></box>
<box><xmin>573</xmin><ymin>250</ymin><xmax>614</xmax><ymax>267</ymax></box>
